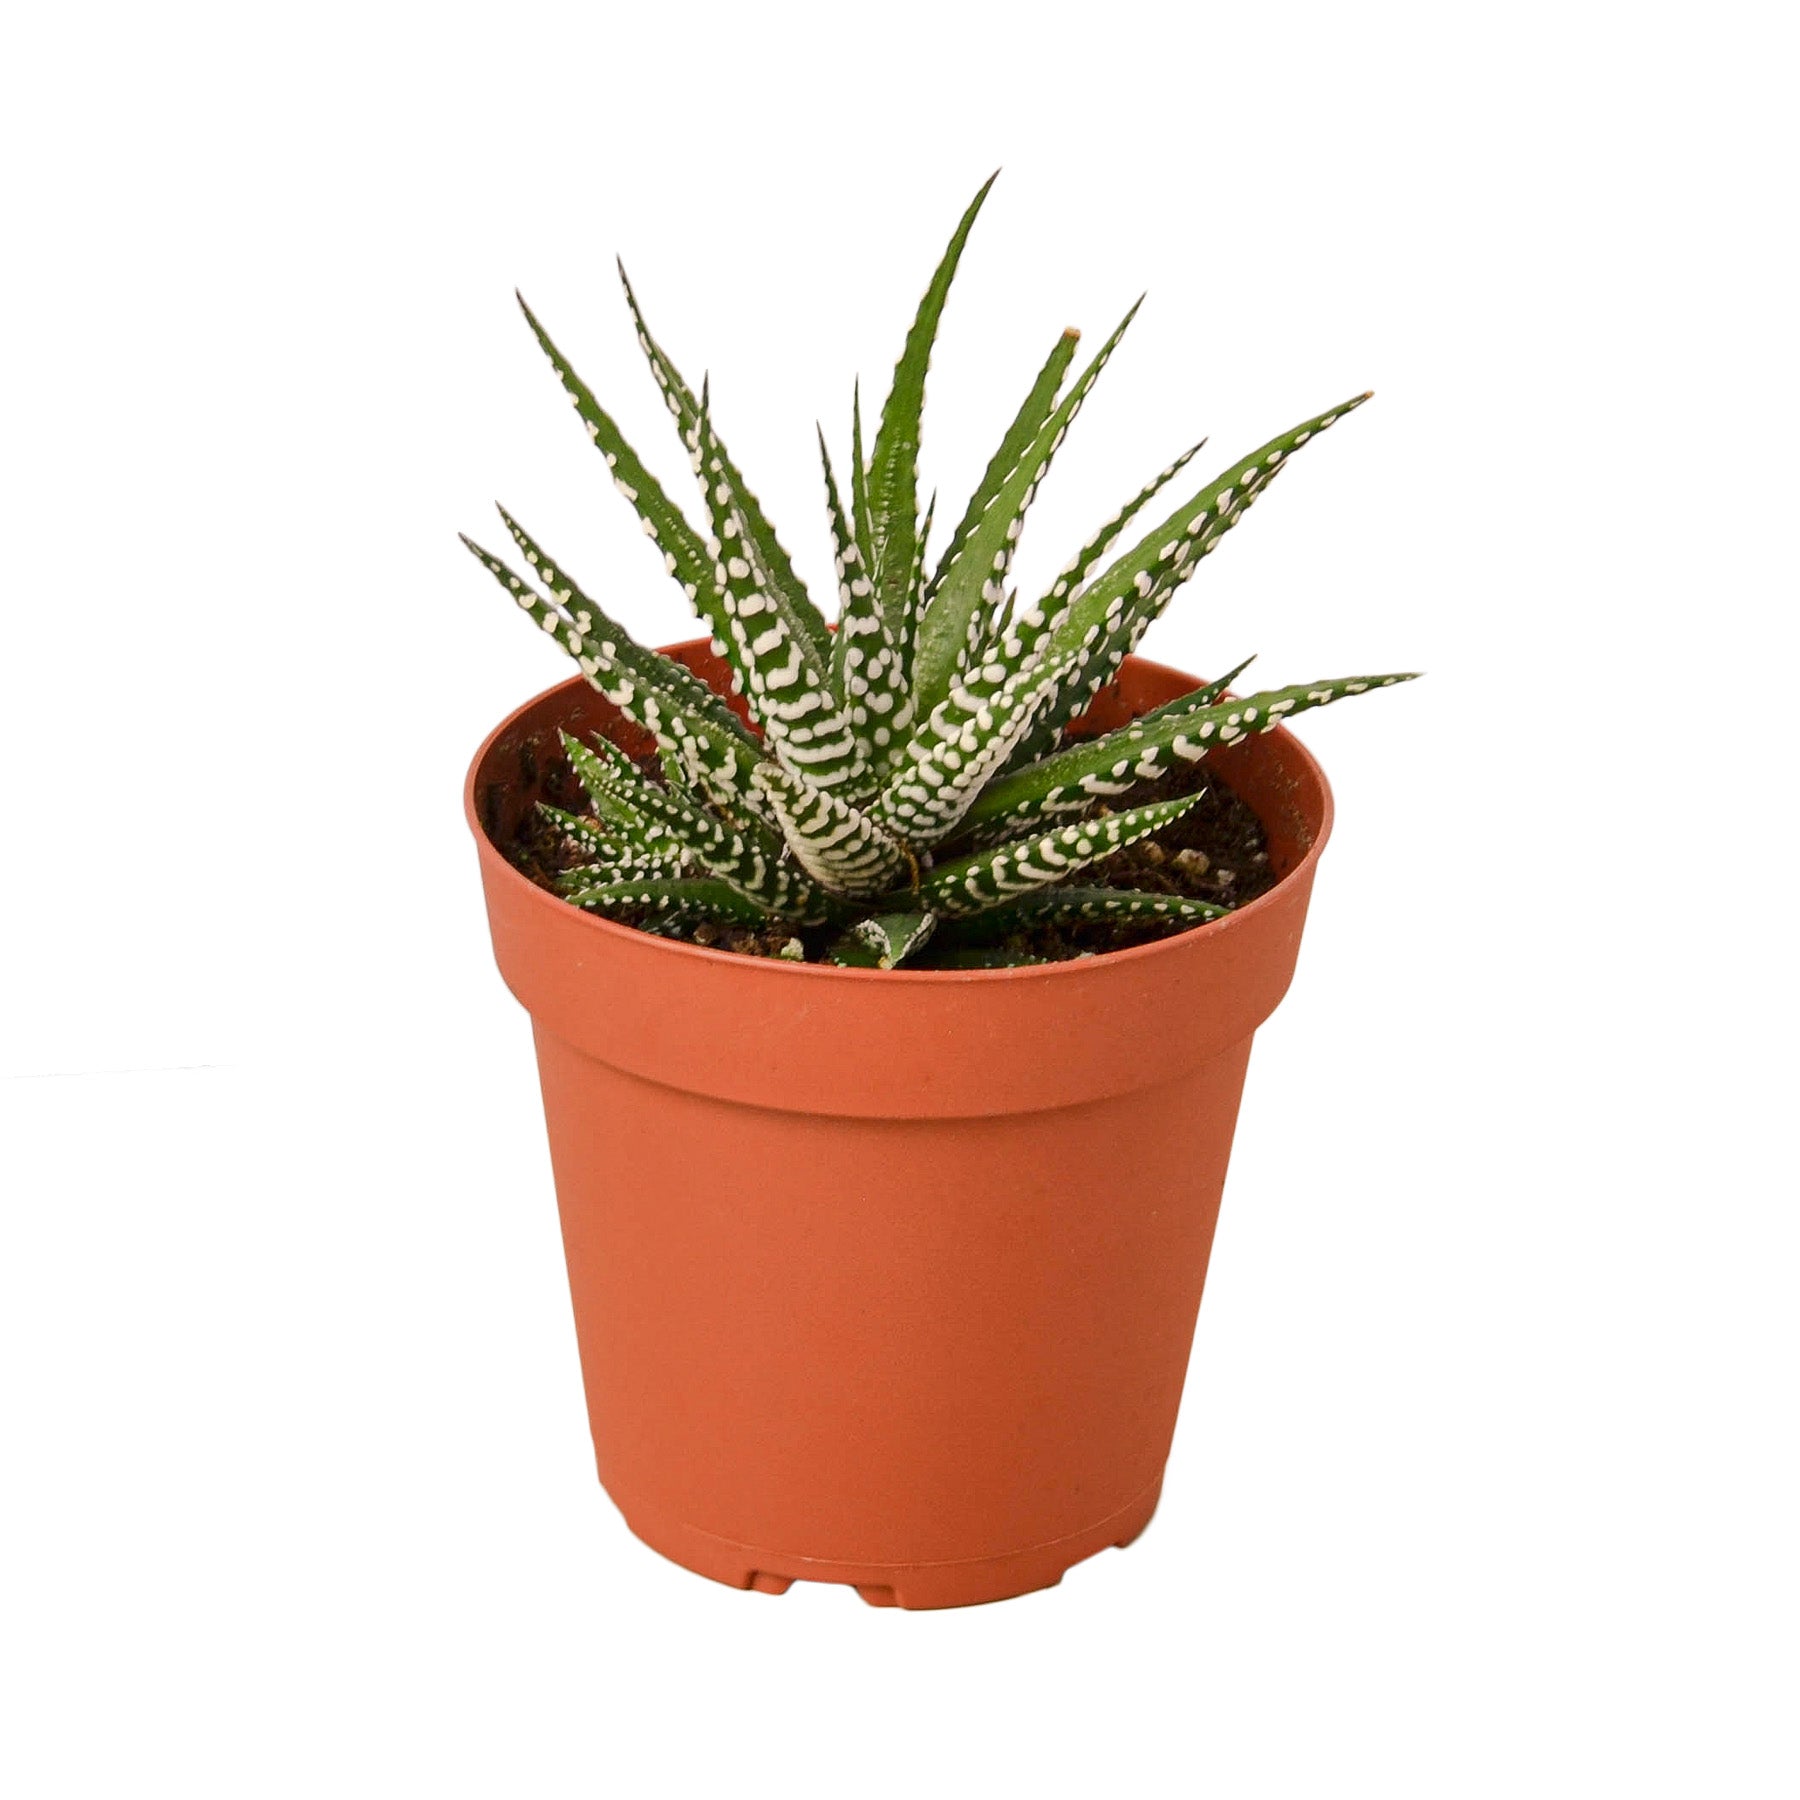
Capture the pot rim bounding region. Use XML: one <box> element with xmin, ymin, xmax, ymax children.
<box><xmin>464</xmin><ymin>647</ymin><xmax>1334</xmax><ymax>984</ymax></box>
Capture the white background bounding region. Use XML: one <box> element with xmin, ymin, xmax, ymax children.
<box><xmin>3</xmin><ymin>1</ymin><xmax>1795</xmax><ymax>1793</ymax></box>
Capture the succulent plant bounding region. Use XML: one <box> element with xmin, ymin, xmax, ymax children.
<box><xmin>464</xmin><ymin>175</ymin><xmax>1414</xmax><ymax>968</ymax></box>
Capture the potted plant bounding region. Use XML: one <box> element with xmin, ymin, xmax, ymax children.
<box><xmin>463</xmin><ymin>176</ymin><xmax>1414</xmax><ymax>1608</ymax></box>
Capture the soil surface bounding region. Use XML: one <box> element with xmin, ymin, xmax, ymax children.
<box><xmin>504</xmin><ymin>740</ymin><xmax>1278</xmax><ymax>965</ymax></box>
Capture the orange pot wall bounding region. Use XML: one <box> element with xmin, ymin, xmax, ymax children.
<box><xmin>467</xmin><ymin>644</ymin><xmax>1334</xmax><ymax>1608</ymax></box>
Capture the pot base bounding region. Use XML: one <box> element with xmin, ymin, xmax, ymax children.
<box><xmin>604</xmin><ymin>1475</ymin><xmax>1164</xmax><ymax>1610</ymax></box>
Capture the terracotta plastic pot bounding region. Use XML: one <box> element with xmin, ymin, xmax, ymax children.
<box><xmin>466</xmin><ymin>641</ymin><xmax>1333</xmax><ymax>1609</ymax></box>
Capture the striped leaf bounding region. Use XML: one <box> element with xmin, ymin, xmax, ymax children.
<box><xmin>555</xmin><ymin>848</ymin><xmax>690</xmax><ymax>890</ymax></box>
<box><xmin>850</xmin><ymin>380</ymin><xmax>874</xmax><ymax>595</ymax></box>
<box><xmin>906</xmin><ymin>490</ymin><xmax>936</xmax><ymax>619</ymax></box>
<box><xmin>820</xmin><ymin>424</ymin><xmax>879</xmax><ymax>679</ymax></box>
<box><xmin>1030</xmin><ymin>465</ymin><xmax>1292</xmax><ymax>758</ymax></box>
<box><xmin>926</xmin><ymin>328</ymin><xmax>1080</xmax><ymax>603</ymax></box>
<box><xmin>919</xmin><ymin>791</ymin><xmax>1202</xmax><ymax>916</ymax></box>
<box><xmin>497</xmin><ymin>509</ymin><xmax>758</xmax><ymax>753</ymax></box>
<box><xmin>971</xmin><ymin>671</ymin><xmax>1416</xmax><ymax>833</ymax></box>
<box><xmin>751</xmin><ymin>757</ymin><xmax>911</xmax><ymax>900</ymax></box>
<box><xmin>1040</xmin><ymin>439</ymin><xmax>1209</xmax><ymax>617</ymax></box>
<box><xmin>995</xmin><ymin>651</ymin><xmax>1256</xmax><ymax>795</ymax></box>
<box><xmin>910</xmin><ymin>299</ymin><xmax>1143</xmax><ymax>724</ymax></box>
<box><xmin>907</xmin><ymin>432</ymin><xmax>1202</xmax><ymax>813</ymax></box>
<box><xmin>874</xmin><ymin>646</ymin><xmax>1078</xmax><ymax>849</ymax></box>
<box><xmin>617</xmin><ymin>261</ymin><xmax>832</xmax><ymax>666</ymax></box>
<box><xmin>504</xmin><ymin>514</ymin><xmax>756</xmax><ymax>752</ymax></box>
<box><xmin>559</xmin><ymin>730</ymin><xmax>831</xmax><ymax>924</ymax></box>
<box><xmin>998</xmin><ymin>635</ymin><xmax>1260</xmax><ymax>786</ymax></box>
<box><xmin>948</xmin><ymin>885</ymin><xmax>1229</xmax><ymax>934</ymax></box>
<box><xmin>689</xmin><ymin>393</ymin><xmax>865</xmax><ymax>792</ymax></box>
<box><xmin>1036</xmin><ymin>394</ymin><xmax>1372</xmax><ymax>741</ymax></box>
<box><xmin>461</xmin><ymin>532</ymin><xmax>779</xmax><ymax>835</ymax></box>
<box><xmin>1140</xmin><ymin>655</ymin><xmax>1258</xmax><ymax>718</ymax></box>
<box><xmin>560</xmin><ymin>877</ymin><xmax>775</xmax><ymax>928</ymax></box>
<box><xmin>866</xmin><ymin>173</ymin><xmax>996</xmax><ymax>611</ymax></box>
<box><xmin>826</xmin><ymin>911</ymin><xmax>938</xmax><ymax>970</ymax></box>
<box><xmin>983</xmin><ymin>437</ymin><xmax>1208</xmax><ymax>694</ymax></box>
<box><xmin>583</xmin><ymin>731</ymin><xmax>736</xmax><ymax>853</ymax></box>
<box><xmin>538</xmin><ymin>802</ymin><xmax>685</xmax><ymax>873</ymax></box>
<box><xmin>822</xmin><ymin>426</ymin><xmax>913</xmax><ymax>787</ymax></box>
<box><xmin>536</xmin><ymin>801</ymin><xmax>613</xmax><ymax>858</ymax></box>
<box><xmin>513</xmin><ymin>295</ymin><xmax>739</xmax><ymax>647</ymax></box>
<box><xmin>479</xmin><ymin>504</ymin><xmax>765</xmax><ymax>792</ymax></box>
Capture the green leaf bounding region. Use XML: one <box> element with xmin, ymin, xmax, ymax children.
<box><xmin>617</xmin><ymin>261</ymin><xmax>832</xmax><ymax>666</ymax></box>
<box><xmin>919</xmin><ymin>791</ymin><xmax>1203</xmax><ymax>916</ymax></box>
<box><xmin>926</xmin><ymin>328</ymin><xmax>1080</xmax><ymax>602</ymax></box>
<box><xmin>560</xmin><ymin>728</ymin><xmax>683</xmax><ymax>810</ymax></box>
<box><xmin>822</xmin><ymin>425</ymin><xmax>913</xmax><ymax>788</ymax></box>
<box><xmin>820</xmin><ymin>422</ymin><xmax>877</xmax><ymax>671</ymax></box>
<box><xmin>537</xmin><ymin>800</ymin><xmax>613</xmax><ymax>857</ymax></box>
<box><xmin>559</xmin><ymin>729</ymin><xmax>833</xmax><ymax>924</ymax></box>
<box><xmin>464</xmin><ymin>511</ymin><xmax>766</xmax><ymax>826</ymax></box>
<box><xmin>560</xmin><ymin>876</ymin><xmax>775</xmax><ymax>927</ymax></box>
<box><xmin>907</xmin><ymin>427</ymin><xmax>1208</xmax><ymax>814</ymax></box>
<box><xmin>688</xmin><ymin>389</ymin><xmax>865</xmax><ymax>793</ymax></box>
<box><xmin>462</xmin><ymin>532</ymin><xmax>741</xmax><ymax>789</ymax></box>
<box><xmin>998</xmin><ymin>650</ymin><xmax>1254</xmax><ymax>789</ymax></box>
<box><xmin>984</xmin><ymin>437</ymin><xmax>1209</xmax><ymax>695</ymax></box>
<box><xmin>554</xmin><ymin>848</ymin><xmax>689</xmax><ymax>888</ymax></box>
<box><xmin>559</xmin><ymin>732</ymin><xmax>689</xmax><ymax>856</ymax></box>
<box><xmin>910</xmin><ymin>299</ymin><xmax>1142</xmax><ymax>724</ymax></box>
<box><xmin>497</xmin><ymin>507</ymin><xmax>753</xmax><ymax>739</ymax></box>
<box><xmin>866</xmin><ymin>172</ymin><xmax>997</xmax><ymax>600</ymax></box>
<box><xmin>1142</xmin><ymin>654</ymin><xmax>1259</xmax><ymax>717</ymax></box>
<box><xmin>537</xmin><ymin>802</ymin><xmax>685</xmax><ymax>872</ymax></box>
<box><xmin>850</xmin><ymin>380</ymin><xmax>874</xmax><ymax>591</ymax></box>
<box><xmin>970</xmin><ymin>671</ymin><xmax>1417</xmax><ymax>833</ymax></box>
<box><xmin>973</xmin><ymin>453</ymin><xmax>1221</xmax><ymax>787</ymax></box>
<box><xmin>997</xmin><ymin>643</ymin><xmax>1256</xmax><ymax>785</ymax></box>
<box><xmin>750</xmin><ymin>756</ymin><xmax>912</xmax><ymax>901</ymax></box>
<box><xmin>825</xmin><ymin>911</ymin><xmax>938</xmax><ymax>969</ymax></box>
<box><xmin>1041</xmin><ymin>440</ymin><xmax>1209</xmax><ymax>616</ymax></box>
<box><xmin>513</xmin><ymin>294</ymin><xmax>731</xmax><ymax>642</ymax></box>
<box><xmin>948</xmin><ymin>885</ymin><xmax>1228</xmax><ymax>934</ymax></box>
<box><xmin>1037</xmin><ymin>393</ymin><xmax>1372</xmax><ymax>740</ymax></box>
<box><xmin>907</xmin><ymin>489</ymin><xmax>936</xmax><ymax>618</ymax></box>
<box><xmin>874</xmin><ymin>644</ymin><xmax>1079</xmax><ymax>849</ymax></box>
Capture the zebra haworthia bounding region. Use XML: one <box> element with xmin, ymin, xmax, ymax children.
<box><xmin>467</xmin><ymin>176</ymin><xmax>1413</xmax><ymax>966</ymax></box>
